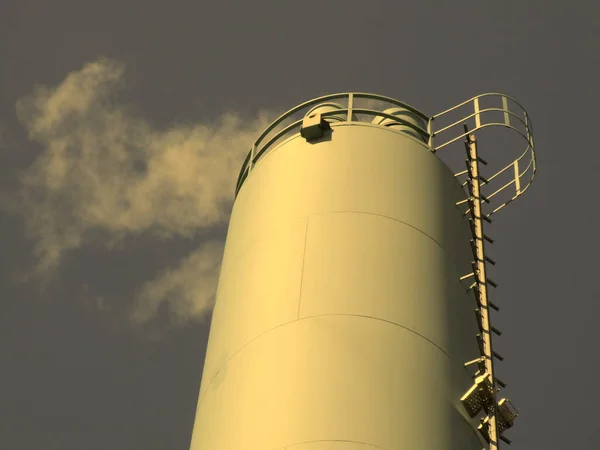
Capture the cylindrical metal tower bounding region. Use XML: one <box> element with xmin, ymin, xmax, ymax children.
<box><xmin>188</xmin><ymin>93</ymin><xmax>536</xmax><ymax>450</ymax></box>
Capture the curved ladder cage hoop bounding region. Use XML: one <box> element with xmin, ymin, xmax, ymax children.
<box><xmin>429</xmin><ymin>93</ymin><xmax>537</xmax><ymax>218</ymax></box>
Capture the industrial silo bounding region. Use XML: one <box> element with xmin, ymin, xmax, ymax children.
<box><xmin>188</xmin><ymin>93</ymin><xmax>536</xmax><ymax>450</ymax></box>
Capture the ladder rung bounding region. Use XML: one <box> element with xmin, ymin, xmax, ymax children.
<box><xmin>474</xmin><ymin>278</ymin><xmax>497</xmax><ymax>289</ymax></box>
<box><xmin>495</xmin><ymin>377</ymin><xmax>507</xmax><ymax>388</ymax></box>
<box><xmin>493</xmin><ymin>351</ymin><xmax>504</xmax><ymax>361</ymax></box>
<box><xmin>467</xmin><ymin>154</ymin><xmax>489</xmax><ymax>166</ymax></box>
<box><xmin>467</xmin><ymin>219</ymin><xmax>495</xmax><ymax>243</ymax></box>
<box><xmin>477</xmin><ymin>421</ymin><xmax>515</xmax><ymax>445</ymax></box>
<box><xmin>491</xmin><ymin>326</ymin><xmax>502</xmax><ymax>336</ymax></box>
<box><xmin>466</xmin><ymin>192</ymin><xmax>490</xmax><ymax>204</ymax></box>
<box><xmin>469</xmin><ymin>255</ymin><xmax>496</xmax><ymax>266</ymax></box>
<box><xmin>475</xmin><ymin>300</ymin><xmax>499</xmax><ymax>312</ymax></box>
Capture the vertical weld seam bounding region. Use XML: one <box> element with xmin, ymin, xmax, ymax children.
<box><xmin>297</xmin><ymin>216</ymin><xmax>309</xmax><ymax>319</ymax></box>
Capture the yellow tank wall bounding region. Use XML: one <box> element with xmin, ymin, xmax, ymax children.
<box><xmin>189</xmin><ymin>123</ymin><xmax>484</xmax><ymax>450</ymax></box>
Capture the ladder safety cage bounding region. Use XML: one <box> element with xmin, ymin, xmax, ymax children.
<box><xmin>434</xmin><ymin>93</ymin><xmax>537</xmax><ymax>218</ymax></box>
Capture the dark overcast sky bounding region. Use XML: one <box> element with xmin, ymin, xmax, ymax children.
<box><xmin>1</xmin><ymin>1</ymin><xmax>599</xmax><ymax>449</ymax></box>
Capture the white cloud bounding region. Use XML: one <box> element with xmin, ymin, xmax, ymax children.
<box><xmin>14</xmin><ymin>57</ymin><xmax>273</xmax><ymax>324</ymax></box>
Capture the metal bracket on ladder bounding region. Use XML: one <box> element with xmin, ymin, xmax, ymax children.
<box><xmin>461</xmin><ymin>372</ymin><xmax>495</xmax><ymax>418</ymax></box>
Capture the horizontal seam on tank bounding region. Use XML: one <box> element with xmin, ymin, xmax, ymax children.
<box><xmin>308</xmin><ymin>209</ymin><xmax>470</xmax><ymax>280</ymax></box>
<box><xmin>216</xmin><ymin>210</ymin><xmax>470</xmax><ymax>302</ymax></box>
<box><xmin>310</xmin><ymin>209</ymin><xmax>445</xmax><ymax>253</ymax></box>
<box><xmin>317</xmin><ymin>313</ymin><xmax>452</xmax><ymax>357</ymax></box>
<box><xmin>285</xmin><ymin>439</ymin><xmax>382</xmax><ymax>449</ymax></box>
<box><xmin>197</xmin><ymin>313</ymin><xmax>451</xmax><ymax>409</ymax></box>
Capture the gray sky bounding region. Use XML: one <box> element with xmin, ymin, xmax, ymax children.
<box><xmin>1</xmin><ymin>1</ymin><xmax>598</xmax><ymax>449</ymax></box>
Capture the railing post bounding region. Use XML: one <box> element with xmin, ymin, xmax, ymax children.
<box><xmin>474</xmin><ymin>97</ymin><xmax>481</xmax><ymax>129</ymax></box>
<box><xmin>428</xmin><ymin>118</ymin><xmax>434</xmax><ymax>149</ymax></box>
<box><xmin>347</xmin><ymin>93</ymin><xmax>354</xmax><ymax>122</ymax></box>
<box><xmin>249</xmin><ymin>144</ymin><xmax>256</xmax><ymax>171</ymax></box>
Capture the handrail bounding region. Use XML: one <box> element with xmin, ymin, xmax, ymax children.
<box><xmin>234</xmin><ymin>92</ymin><xmax>430</xmax><ymax>196</ymax></box>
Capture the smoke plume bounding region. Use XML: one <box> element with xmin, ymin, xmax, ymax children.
<box><xmin>14</xmin><ymin>57</ymin><xmax>273</xmax><ymax>325</ymax></box>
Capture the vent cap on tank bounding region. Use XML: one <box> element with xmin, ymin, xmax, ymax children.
<box><xmin>371</xmin><ymin>107</ymin><xmax>428</xmax><ymax>142</ymax></box>
<box><xmin>304</xmin><ymin>102</ymin><xmax>348</xmax><ymax>123</ymax></box>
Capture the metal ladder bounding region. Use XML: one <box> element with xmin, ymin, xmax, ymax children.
<box><xmin>428</xmin><ymin>93</ymin><xmax>536</xmax><ymax>449</ymax></box>
<box><xmin>458</xmin><ymin>126</ymin><xmax>519</xmax><ymax>449</ymax></box>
